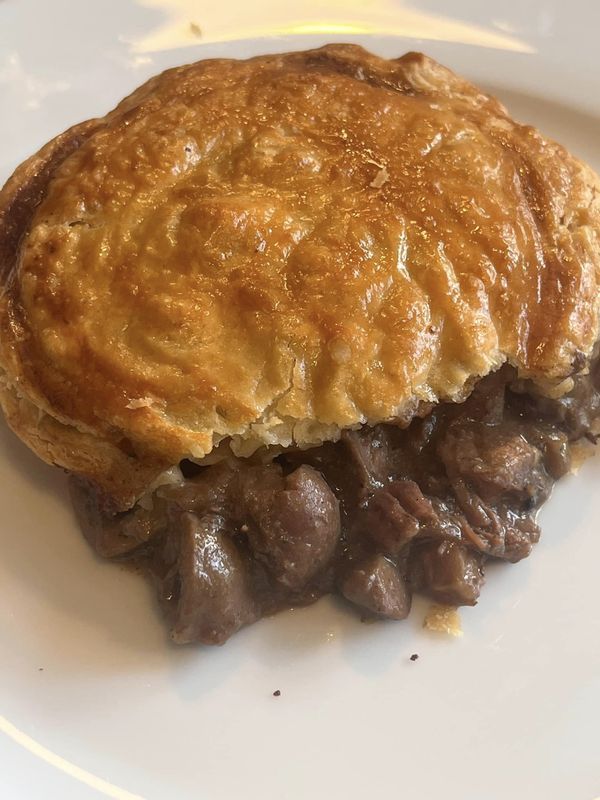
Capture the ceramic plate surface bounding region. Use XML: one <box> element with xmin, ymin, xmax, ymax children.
<box><xmin>0</xmin><ymin>1</ymin><xmax>599</xmax><ymax>798</ymax></box>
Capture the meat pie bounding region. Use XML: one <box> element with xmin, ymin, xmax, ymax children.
<box><xmin>1</xmin><ymin>45</ymin><xmax>598</xmax><ymax>644</ymax></box>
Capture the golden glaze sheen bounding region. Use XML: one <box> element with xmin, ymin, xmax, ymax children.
<box><xmin>1</xmin><ymin>45</ymin><xmax>599</xmax><ymax>506</ymax></box>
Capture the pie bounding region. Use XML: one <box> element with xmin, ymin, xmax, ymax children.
<box><xmin>0</xmin><ymin>45</ymin><xmax>598</xmax><ymax>644</ymax></box>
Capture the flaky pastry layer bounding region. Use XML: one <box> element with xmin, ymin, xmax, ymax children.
<box><xmin>1</xmin><ymin>45</ymin><xmax>599</xmax><ymax>507</ymax></box>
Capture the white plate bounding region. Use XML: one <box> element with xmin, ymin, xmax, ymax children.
<box><xmin>1</xmin><ymin>2</ymin><xmax>599</xmax><ymax>798</ymax></box>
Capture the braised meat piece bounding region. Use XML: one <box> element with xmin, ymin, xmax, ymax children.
<box><xmin>159</xmin><ymin>512</ymin><xmax>259</xmax><ymax>645</ymax></box>
<box><xmin>341</xmin><ymin>555</ymin><xmax>411</xmax><ymax>620</ymax></box>
<box><xmin>239</xmin><ymin>465</ymin><xmax>341</xmax><ymax>589</ymax></box>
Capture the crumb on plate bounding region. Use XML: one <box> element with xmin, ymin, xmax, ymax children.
<box><xmin>423</xmin><ymin>604</ymin><xmax>463</xmax><ymax>637</ymax></box>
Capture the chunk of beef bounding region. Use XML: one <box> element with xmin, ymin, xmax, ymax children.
<box><xmin>449</xmin><ymin>479</ymin><xmax>541</xmax><ymax>561</ymax></box>
<box><xmin>457</xmin><ymin>366</ymin><xmax>510</xmax><ymax>424</ymax></box>
<box><xmin>157</xmin><ymin>462</ymin><xmax>236</xmax><ymax>513</ymax></box>
<box><xmin>387</xmin><ymin>480</ymin><xmax>438</xmax><ymax>521</ymax></box>
<box><xmin>439</xmin><ymin>421</ymin><xmax>551</xmax><ymax>505</ymax></box>
<box><xmin>360</xmin><ymin>490</ymin><xmax>419</xmax><ymax>555</ymax></box>
<box><xmin>409</xmin><ymin>540</ymin><xmax>484</xmax><ymax>606</ymax></box>
<box><xmin>341</xmin><ymin>554</ymin><xmax>411</xmax><ymax>619</ymax></box>
<box><xmin>529</xmin><ymin>429</ymin><xmax>571</xmax><ymax>478</ymax></box>
<box><xmin>360</xmin><ymin>480</ymin><xmax>435</xmax><ymax>556</ymax></box>
<box><xmin>240</xmin><ymin>465</ymin><xmax>341</xmax><ymax>590</ymax></box>
<box><xmin>159</xmin><ymin>512</ymin><xmax>259</xmax><ymax>645</ymax></box>
<box><xmin>287</xmin><ymin>428</ymin><xmax>395</xmax><ymax>518</ymax></box>
<box><xmin>70</xmin><ymin>477</ymin><xmax>165</xmax><ymax>558</ymax></box>
<box><xmin>509</xmin><ymin>357</ymin><xmax>600</xmax><ymax>438</ymax></box>
<box><xmin>341</xmin><ymin>427</ymin><xmax>393</xmax><ymax>492</ymax></box>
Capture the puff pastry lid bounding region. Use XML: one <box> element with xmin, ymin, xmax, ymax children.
<box><xmin>1</xmin><ymin>45</ymin><xmax>599</xmax><ymax>506</ymax></box>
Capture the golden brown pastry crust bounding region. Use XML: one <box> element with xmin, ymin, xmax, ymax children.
<box><xmin>1</xmin><ymin>45</ymin><xmax>599</xmax><ymax>508</ymax></box>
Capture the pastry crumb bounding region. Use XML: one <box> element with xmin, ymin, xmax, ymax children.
<box><xmin>370</xmin><ymin>165</ymin><xmax>389</xmax><ymax>188</ymax></box>
<box><xmin>423</xmin><ymin>604</ymin><xmax>463</xmax><ymax>637</ymax></box>
<box><xmin>189</xmin><ymin>22</ymin><xmax>202</xmax><ymax>37</ymax></box>
<box><xmin>126</xmin><ymin>396</ymin><xmax>154</xmax><ymax>409</ymax></box>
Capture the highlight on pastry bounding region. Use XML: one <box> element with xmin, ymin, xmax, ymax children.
<box><xmin>0</xmin><ymin>45</ymin><xmax>598</xmax><ymax>644</ymax></box>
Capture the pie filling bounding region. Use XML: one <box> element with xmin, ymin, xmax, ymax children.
<box><xmin>71</xmin><ymin>359</ymin><xmax>600</xmax><ymax>644</ymax></box>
